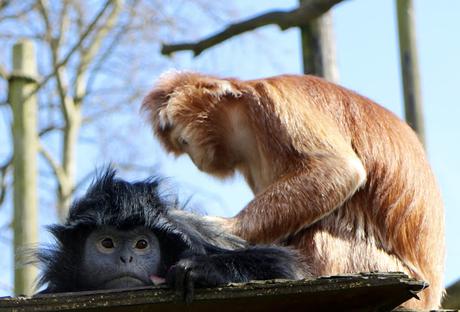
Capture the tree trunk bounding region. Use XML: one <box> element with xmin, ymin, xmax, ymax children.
<box><xmin>9</xmin><ymin>40</ymin><xmax>39</xmax><ymax>296</ymax></box>
<box><xmin>53</xmin><ymin>0</ymin><xmax>121</xmax><ymax>220</ymax></box>
<box><xmin>57</xmin><ymin>111</ymin><xmax>81</xmax><ymax>220</ymax></box>
<box><xmin>396</xmin><ymin>0</ymin><xmax>425</xmax><ymax>145</ymax></box>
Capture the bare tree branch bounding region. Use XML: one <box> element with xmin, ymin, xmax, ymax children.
<box><xmin>0</xmin><ymin>2</ymin><xmax>36</xmax><ymax>23</ymax></box>
<box><xmin>82</xmin><ymin>87</ymin><xmax>144</xmax><ymax>124</ymax></box>
<box><xmin>39</xmin><ymin>125</ymin><xmax>63</xmax><ymax>137</ymax></box>
<box><xmin>85</xmin><ymin>0</ymin><xmax>141</xmax><ymax>97</ymax></box>
<box><xmin>162</xmin><ymin>0</ymin><xmax>346</xmax><ymax>56</ymax></box>
<box><xmin>81</xmin><ymin>105</ymin><xmax>123</xmax><ymax>124</ymax></box>
<box><xmin>73</xmin><ymin>0</ymin><xmax>122</xmax><ymax>106</ymax></box>
<box><xmin>37</xmin><ymin>0</ymin><xmax>73</xmax><ymax>129</ymax></box>
<box><xmin>72</xmin><ymin>168</ymin><xmax>97</xmax><ymax>194</ymax></box>
<box><xmin>84</xmin><ymin>26</ymin><xmax>126</xmax><ymax>96</ymax></box>
<box><xmin>36</xmin><ymin>0</ymin><xmax>51</xmax><ymax>40</ymax></box>
<box><xmin>0</xmin><ymin>64</ymin><xmax>7</xmax><ymax>80</ymax></box>
<box><xmin>38</xmin><ymin>143</ymin><xmax>67</xmax><ymax>189</ymax></box>
<box><xmin>37</xmin><ymin>0</ymin><xmax>75</xmax><ymax>124</ymax></box>
<box><xmin>54</xmin><ymin>67</ymin><xmax>73</xmax><ymax>124</ymax></box>
<box><xmin>0</xmin><ymin>157</ymin><xmax>12</xmax><ymax>206</ymax></box>
<box><xmin>24</xmin><ymin>0</ymin><xmax>114</xmax><ymax>100</ymax></box>
<box><xmin>0</xmin><ymin>0</ymin><xmax>11</xmax><ymax>10</ymax></box>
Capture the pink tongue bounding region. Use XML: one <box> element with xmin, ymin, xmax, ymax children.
<box><xmin>150</xmin><ymin>275</ymin><xmax>166</xmax><ymax>285</ymax></box>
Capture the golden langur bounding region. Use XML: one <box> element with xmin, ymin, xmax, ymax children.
<box><xmin>142</xmin><ymin>72</ymin><xmax>444</xmax><ymax>309</ymax></box>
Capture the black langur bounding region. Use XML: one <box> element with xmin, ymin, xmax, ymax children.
<box><xmin>35</xmin><ymin>169</ymin><xmax>305</xmax><ymax>301</ymax></box>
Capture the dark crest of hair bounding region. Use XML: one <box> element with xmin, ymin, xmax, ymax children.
<box><xmin>35</xmin><ymin>167</ymin><xmax>209</xmax><ymax>293</ymax></box>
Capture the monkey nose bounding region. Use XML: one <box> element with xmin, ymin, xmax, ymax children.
<box><xmin>120</xmin><ymin>256</ymin><xmax>133</xmax><ymax>263</ymax></box>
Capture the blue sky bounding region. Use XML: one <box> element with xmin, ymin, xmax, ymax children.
<box><xmin>0</xmin><ymin>0</ymin><xmax>459</xmax><ymax>295</ymax></box>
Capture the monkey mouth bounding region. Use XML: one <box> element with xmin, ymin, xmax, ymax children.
<box><xmin>150</xmin><ymin>275</ymin><xmax>166</xmax><ymax>285</ymax></box>
<box><xmin>102</xmin><ymin>276</ymin><xmax>149</xmax><ymax>289</ymax></box>
<box><xmin>189</xmin><ymin>155</ymin><xmax>204</xmax><ymax>171</ymax></box>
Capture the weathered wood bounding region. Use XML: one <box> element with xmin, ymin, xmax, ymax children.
<box><xmin>0</xmin><ymin>272</ymin><xmax>428</xmax><ymax>312</ymax></box>
<box><xmin>8</xmin><ymin>39</ymin><xmax>39</xmax><ymax>296</ymax></box>
<box><xmin>396</xmin><ymin>0</ymin><xmax>425</xmax><ymax>145</ymax></box>
<box><xmin>299</xmin><ymin>8</ymin><xmax>339</xmax><ymax>82</ymax></box>
<box><xmin>443</xmin><ymin>279</ymin><xmax>460</xmax><ymax>309</ymax></box>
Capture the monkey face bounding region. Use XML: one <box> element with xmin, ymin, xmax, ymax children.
<box><xmin>164</xmin><ymin>116</ymin><xmax>240</xmax><ymax>177</ymax></box>
<box><xmin>80</xmin><ymin>226</ymin><xmax>162</xmax><ymax>290</ymax></box>
<box><xmin>165</xmin><ymin>122</ymin><xmax>226</xmax><ymax>173</ymax></box>
<box><xmin>143</xmin><ymin>72</ymin><xmax>248</xmax><ymax>178</ymax></box>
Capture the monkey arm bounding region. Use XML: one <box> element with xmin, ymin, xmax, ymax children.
<box><xmin>167</xmin><ymin>246</ymin><xmax>306</xmax><ymax>303</ymax></box>
<box><xmin>234</xmin><ymin>153</ymin><xmax>366</xmax><ymax>244</ymax></box>
<box><xmin>204</xmin><ymin>246</ymin><xmax>306</xmax><ymax>281</ymax></box>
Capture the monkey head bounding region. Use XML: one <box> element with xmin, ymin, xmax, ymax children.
<box><xmin>142</xmin><ymin>71</ymin><xmax>256</xmax><ymax>178</ymax></box>
<box><xmin>35</xmin><ymin>168</ymin><xmax>200</xmax><ymax>293</ymax></box>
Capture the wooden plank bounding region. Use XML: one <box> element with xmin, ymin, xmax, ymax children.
<box><xmin>0</xmin><ymin>272</ymin><xmax>427</xmax><ymax>312</ymax></box>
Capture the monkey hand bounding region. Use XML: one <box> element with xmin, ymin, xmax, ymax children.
<box><xmin>202</xmin><ymin>215</ymin><xmax>237</xmax><ymax>234</ymax></box>
<box><xmin>166</xmin><ymin>255</ymin><xmax>227</xmax><ymax>304</ymax></box>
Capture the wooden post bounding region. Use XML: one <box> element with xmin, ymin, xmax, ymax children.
<box><xmin>299</xmin><ymin>4</ymin><xmax>339</xmax><ymax>82</ymax></box>
<box><xmin>443</xmin><ymin>279</ymin><xmax>460</xmax><ymax>309</ymax></box>
<box><xmin>9</xmin><ymin>40</ymin><xmax>39</xmax><ymax>296</ymax></box>
<box><xmin>396</xmin><ymin>0</ymin><xmax>425</xmax><ymax>145</ymax></box>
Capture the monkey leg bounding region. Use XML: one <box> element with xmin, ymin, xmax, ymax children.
<box><xmin>290</xmin><ymin>221</ymin><xmax>436</xmax><ymax>310</ymax></box>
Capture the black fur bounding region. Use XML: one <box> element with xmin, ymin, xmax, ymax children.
<box><xmin>36</xmin><ymin>168</ymin><xmax>306</xmax><ymax>299</ymax></box>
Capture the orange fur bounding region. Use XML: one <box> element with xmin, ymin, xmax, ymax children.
<box><xmin>142</xmin><ymin>71</ymin><xmax>445</xmax><ymax>309</ymax></box>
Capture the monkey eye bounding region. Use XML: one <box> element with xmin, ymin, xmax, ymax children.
<box><xmin>101</xmin><ymin>237</ymin><xmax>114</xmax><ymax>249</ymax></box>
<box><xmin>135</xmin><ymin>239</ymin><xmax>148</xmax><ymax>249</ymax></box>
<box><xmin>177</xmin><ymin>137</ymin><xmax>188</xmax><ymax>146</ymax></box>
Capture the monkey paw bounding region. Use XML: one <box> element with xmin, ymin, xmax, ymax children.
<box><xmin>202</xmin><ymin>215</ymin><xmax>237</xmax><ymax>233</ymax></box>
<box><xmin>166</xmin><ymin>256</ymin><xmax>226</xmax><ymax>304</ymax></box>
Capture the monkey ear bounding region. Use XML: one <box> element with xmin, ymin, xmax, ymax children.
<box><xmin>142</xmin><ymin>71</ymin><xmax>243</xmax><ymax>131</ymax></box>
<box><xmin>197</xmin><ymin>76</ymin><xmax>243</xmax><ymax>99</ymax></box>
<box><xmin>147</xmin><ymin>70</ymin><xmax>242</xmax><ymax>101</ymax></box>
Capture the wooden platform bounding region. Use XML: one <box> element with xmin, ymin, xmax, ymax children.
<box><xmin>0</xmin><ymin>272</ymin><xmax>431</xmax><ymax>312</ymax></box>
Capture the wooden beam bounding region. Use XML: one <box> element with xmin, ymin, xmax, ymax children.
<box><xmin>0</xmin><ymin>273</ymin><xmax>426</xmax><ymax>311</ymax></box>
